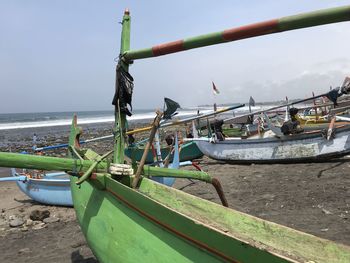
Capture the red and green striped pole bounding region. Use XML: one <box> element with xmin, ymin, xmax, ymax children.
<box><xmin>123</xmin><ymin>5</ymin><xmax>350</xmax><ymax>61</ymax></box>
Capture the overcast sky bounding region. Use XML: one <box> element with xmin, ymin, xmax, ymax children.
<box><xmin>1</xmin><ymin>1</ymin><xmax>350</xmax><ymax>113</ymax></box>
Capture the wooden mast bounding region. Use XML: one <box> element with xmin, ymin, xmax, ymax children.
<box><xmin>113</xmin><ymin>9</ymin><xmax>131</xmax><ymax>164</ymax></box>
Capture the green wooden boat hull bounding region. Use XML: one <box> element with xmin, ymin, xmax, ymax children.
<box><xmin>71</xmin><ymin>174</ymin><xmax>350</xmax><ymax>263</ymax></box>
<box><xmin>0</xmin><ymin>151</ymin><xmax>349</xmax><ymax>262</ymax></box>
<box><xmin>125</xmin><ymin>141</ymin><xmax>203</xmax><ymax>164</ymax></box>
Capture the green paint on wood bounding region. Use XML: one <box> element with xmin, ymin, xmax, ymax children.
<box><xmin>71</xmin><ymin>174</ymin><xmax>293</xmax><ymax>262</ymax></box>
<box><xmin>124</xmin><ymin>5</ymin><xmax>350</xmax><ymax>61</ymax></box>
<box><xmin>0</xmin><ymin>152</ymin><xmax>107</xmax><ymax>173</ymax></box>
<box><xmin>120</xmin><ymin>12</ymin><xmax>131</xmax><ymax>61</ymax></box>
<box><xmin>125</xmin><ymin>141</ymin><xmax>203</xmax><ymax>164</ymax></box>
<box><xmin>68</xmin><ymin>115</ymin><xmax>82</xmax><ymax>155</ymax></box>
<box><xmin>143</xmin><ymin>165</ymin><xmax>212</xmax><ymax>183</ymax></box>
<box><xmin>122</xmin><ymin>47</ymin><xmax>153</xmax><ymax>60</ymax></box>
<box><xmin>114</xmin><ymin>10</ymin><xmax>131</xmax><ymax>164</ymax></box>
<box><xmin>183</xmin><ymin>32</ymin><xmax>224</xmax><ymax>50</ymax></box>
<box><xmin>139</xmin><ymin>178</ymin><xmax>350</xmax><ymax>263</ymax></box>
<box><xmin>91</xmin><ymin>173</ymin><xmax>107</xmax><ymax>190</ymax></box>
<box><xmin>279</xmin><ymin>5</ymin><xmax>350</xmax><ymax>31</ymax></box>
<box><xmin>75</xmin><ymin>172</ymin><xmax>350</xmax><ymax>262</ymax></box>
<box><xmin>70</xmin><ymin>175</ymin><xmax>225</xmax><ymax>262</ymax></box>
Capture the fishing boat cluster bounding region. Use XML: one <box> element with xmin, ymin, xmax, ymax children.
<box><xmin>1</xmin><ymin>5</ymin><xmax>350</xmax><ymax>263</ymax></box>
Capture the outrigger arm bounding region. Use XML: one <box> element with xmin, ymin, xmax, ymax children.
<box><xmin>123</xmin><ymin>6</ymin><xmax>350</xmax><ymax>61</ymax></box>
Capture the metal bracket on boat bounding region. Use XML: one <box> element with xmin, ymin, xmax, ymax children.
<box><xmin>76</xmin><ymin>150</ymin><xmax>113</xmax><ymax>185</ymax></box>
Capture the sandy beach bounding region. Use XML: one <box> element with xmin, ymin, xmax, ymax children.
<box><xmin>0</xmin><ymin>122</ymin><xmax>349</xmax><ymax>262</ymax></box>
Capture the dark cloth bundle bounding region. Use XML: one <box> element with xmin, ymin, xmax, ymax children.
<box><xmin>112</xmin><ymin>65</ymin><xmax>134</xmax><ymax>116</ymax></box>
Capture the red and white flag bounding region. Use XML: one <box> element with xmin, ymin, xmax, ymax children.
<box><xmin>212</xmin><ymin>82</ymin><xmax>220</xmax><ymax>95</ymax></box>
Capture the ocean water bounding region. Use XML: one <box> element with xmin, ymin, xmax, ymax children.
<box><xmin>0</xmin><ymin>105</ymin><xmax>260</xmax><ymax>131</ymax></box>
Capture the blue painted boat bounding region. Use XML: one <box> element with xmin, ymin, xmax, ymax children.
<box><xmin>1</xmin><ymin>135</ymin><xmax>185</xmax><ymax>205</ymax></box>
<box><xmin>3</xmin><ymin>164</ymin><xmax>184</xmax><ymax>206</ymax></box>
<box><xmin>151</xmin><ymin>133</ymin><xmax>180</xmax><ymax>186</ymax></box>
<box><xmin>5</xmin><ymin>169</ymin><xmax>73</xmax><ymax>206</ymax></box>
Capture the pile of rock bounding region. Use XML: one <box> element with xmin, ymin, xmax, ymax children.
<box><xmin>6</xmin><ymin>209</ymin><xmax>60</xmax><ymax>233</ymax></box>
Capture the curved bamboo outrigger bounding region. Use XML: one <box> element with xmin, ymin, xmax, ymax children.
<box><xmin>1</xmin><ymin>5</ymin><xmax>350</xmax><ymax>263</ymax></box>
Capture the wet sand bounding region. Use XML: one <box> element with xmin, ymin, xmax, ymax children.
<box><xmin>0</xmin><ymin>123</ymin><xmax>349</xmax><ymax>262</ymax></box>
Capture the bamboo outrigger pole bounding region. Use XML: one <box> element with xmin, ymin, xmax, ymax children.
<box><xmin>122</xmin><ymin>5</ymin><xmax>350</xmax><ymax>61</ymax></box>
<box><xmin>0</xmin><ymin>152</ymin><xmax>213</xmax><ymax>183</ymax></box>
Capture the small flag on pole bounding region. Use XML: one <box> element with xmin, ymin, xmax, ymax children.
<box><xmin>163</xmin><ymin>97</ymin><xmax>181</xmax><ymax>119</ymax></box>
<box><xmin>249</xmin><ymin>96</ymin><xmax>255</xmax><ymax>107</ymax></box>
<box><xmin>248</xmin><ymin>96</ymin><xmax>255</xmax><ymax>114</ymax></box>
<box><xmin>212</xmin><ymin>82</ymin><xmax>220</xmax><ymax>95</ymax></box>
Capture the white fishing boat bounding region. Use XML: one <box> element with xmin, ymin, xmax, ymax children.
<box><xmin>192</xmin><ymin>125</ymin><xmax>350</xmax><ymax>163</ymax></box>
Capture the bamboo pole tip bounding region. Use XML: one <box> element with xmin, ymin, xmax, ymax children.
<box><xmin>124</xmin><ymin>9</ymin><xmax>130</xmax><ymax>15</ymax></box>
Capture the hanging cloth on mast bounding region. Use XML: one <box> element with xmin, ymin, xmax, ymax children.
<box><xmin>325</xmin><ymin>77</ymin><xmax>350</xmax><ymax>107</ymax></box>
<box><xmin>112</xmin><ymin>64</ymin><xmax>134</xmax><ymax>116</ymax></box>
<box><xmin>163</xmin><ymin>97</ymin><xmax>181</xmax><ymax>119</ymax></box>
<box><xmin>326</xmin><ymin>88</ymin><xmax>340</xmax><ymax>106</ymax></box>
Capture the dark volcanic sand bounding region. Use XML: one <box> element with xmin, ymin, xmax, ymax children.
<box><xmin>0</xmin><ymin>123</ymin><xmax>349</xmax><ymax>262</ymax></box>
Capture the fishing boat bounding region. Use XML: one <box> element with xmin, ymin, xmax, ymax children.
<box><xmin>145</xmin><ymin>132</ymin><xmax>180</xmax><ymax>187</ymax></box>
<box><xmin>296</xmin><ymin>97</ymin><xmax>350</xmax><ymax>125</ymax></box>
<box><xmin>125</xmin><ymin>140</ymin><xmax>203</xmax><ymax>164</ymax></box>
<box><xmin>193</xmin><ymin>124</ymin><xmax>350</xmax><ymax>163</ymax></box>
<box><xmin>1</xmin><ymin>5</ymin><xmax>350</xmax><ymax>263</ymax></box>
<box><xmin>192</xmin><ymin>81</ymin><xmax>350</xmax><ymax>163</ymax></box>
<box><xmin>0</xmin><ymin>169</ymin><xmax>73</xmax><ymax>206</ymax></box>
<box><xmin>193</xmin><ymin>112</ymin><xmax>350</xmax><ymax>163</ymax></box>
<box><xmin>34</xmin><ymin>129</ymin><xmax>203</xmax><ymax>164</ymax></box>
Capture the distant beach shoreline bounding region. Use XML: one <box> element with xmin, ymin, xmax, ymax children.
<box><xmin>0</xmin><ymin>105</ymin><xmax>262</xmax><ymax>131</ymax></box>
